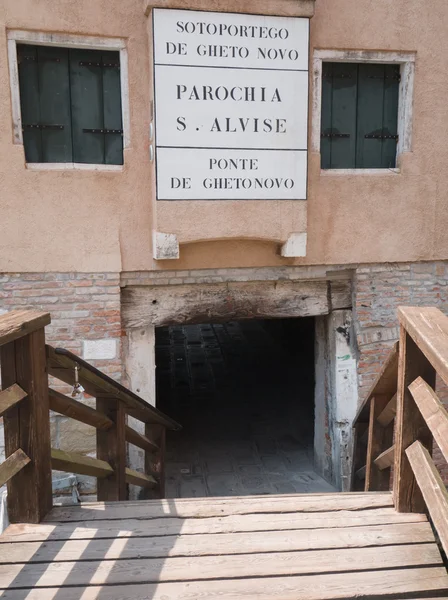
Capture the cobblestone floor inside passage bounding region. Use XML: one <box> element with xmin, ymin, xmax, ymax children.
<box><xmin>156</xmin><ymin>319</ymin><xmax>336</xmax><ymax>498</ymax></box>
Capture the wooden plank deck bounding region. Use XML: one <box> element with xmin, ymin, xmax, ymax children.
<box><xmin>0</xmin><ymin>492</ymin><xmax>447</xmax><ymax>599</ymax></box>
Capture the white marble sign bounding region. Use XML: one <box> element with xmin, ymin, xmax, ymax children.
<box><xmin>153</xmin><ymin>9</ymin><xmax>309</xmax><ymax>201</ymax></box>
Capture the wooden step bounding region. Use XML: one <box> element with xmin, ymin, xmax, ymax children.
<box><xmin>2</xmin><ymin>507</ymin><xmax>427</xmax><ymax>543</ymax></box>
<box><xmin>0</xmin><ymin>522</ymin><xmax>435</xmax><ymax>563</ymax></box>
<box><xmin>45</xmin><ymin>492</ymin><xmax>394</xmax><ymax>522</ymax></box>
<box><xmin>0</xmin><ymin>543</ymin><xmax>442</xmax><ymax>589</ymax></box>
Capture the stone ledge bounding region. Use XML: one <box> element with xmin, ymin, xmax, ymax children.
<box><xmin>144</xmin><ymin>0</ymin><xmax>315</xmax><ymax>18</ymax></box>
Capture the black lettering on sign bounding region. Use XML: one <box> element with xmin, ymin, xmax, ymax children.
<box><xmin>166</xmin><ymin>42</ymin><xmax>187</xmax><ymax>55</ymax></box>
<box><xmin>257</xmin><ymin>48</ymin><xmax>299</xmax><ymax>61</ymax></box>
<box><xmin>176</xmin><ymin>85</ymin><xmax>282</xmax><ymax>102</ymax></box>
<box><xmin>176</xmin><ymin>117</ymin><xmax>187</xmax><ymax>131</ymax></box>
<box><xmin>175</xmin><ymin>20</ymin><xmax>289</xmax><ymax>40</ymax></box>
<box><xmin>202</xmin><ymin>177</ymin><xmax>295</xmax><ymax>190</ymax></box>
<box><xmin>209</xmin><ymin>158</ymin><xmax>259</xmax><ymax>170</ymax></box>
<box><xmin>171</xmin><ymin>177</ymin><xmax>191</xmax><ymax>189</ymax></box>
<box><xmin>209</xmin><ymin>117</ymin><xmax>287</xmax><ymax>133</ymax></box>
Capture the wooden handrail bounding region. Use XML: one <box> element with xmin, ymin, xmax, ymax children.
<box><xmin>409</xmin><ymin>377</ymin><xmax>448</xmax><ymax>462</ymax></box>
<box><xmin>398</xmin><ymin>306</ymin><xmax>448</xmax><ymax>387</ymax></box>
<box><xmin>0</xmin><ymin>384</ymin><xmax>27</xmax><ymax>417</ymax></box>
<box><xmin>406</xmin><ymin>441</ymin><xmax>448</xmax><ymax>557</ymax></box>
<box><xmin>353</xmin><ymin>341</ymin><xmax>399</xmax><ymax>426</ymax></box>
<box><xmin>0</xmin><ymin>309</ymin><xmax>181</xmax><ymax>522</ymax></box>
<box><xmin>351</xmin><ymin>342</ymin><xmax>399</xmax><ymax>490</ymax></box>
<box><xmin>51</xmin><ymin>449</ymin><xmax>114</xmax><ymax>478</ymax></box>
<box><xmin>352</xmin><ymin>306</ymin><xmax>448</xmax><ymax>557</ymax></box>
<box><xmin>0</xmin><ymin>310</ymin><xmax>50</xmax><ymax>347</ymax></box>
<box><xmin>0</xmin><ymin>449</ymin><xmax>31</xmax><ymax>488</ymax></box>
<box><xmin>0</xmin><ymin>310</ymin><xmax>53</xmax><ymax>523</ymax></box>
<box><xmin>49</xmin><ymin>388</ymin><xmax>114</xmax><ymax>431</ymax></box>
<box><xmin>46</xmin><ymin>345</ymin><xmax>181</xmax><ymax>430</ymax></box>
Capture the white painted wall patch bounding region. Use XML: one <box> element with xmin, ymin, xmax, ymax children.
<box><xmin>83</xmin><ymin>339</ymin><xmax>117</xmax><ymax>361</ymax></box>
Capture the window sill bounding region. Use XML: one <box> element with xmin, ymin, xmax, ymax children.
<box><xmin>320</xmin><ymin>168</ymin><xmax>400</xmax><ymax>176</ymax></box>
<box><xmin>26</xmin><ymin>163</ymin><xmax>123</xmax><ymax>172</ymax></box>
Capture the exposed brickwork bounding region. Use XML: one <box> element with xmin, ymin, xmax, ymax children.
<box><xmin>121</xmin><ymin>265</ymin><xmax>351</xmax><ymax>287</ymax></box>
<box><xmin>0</xmin><ymin>272</ymin><xmax>122</xmax><ymax>377</ymax></box>
<box><xmin>0</xmin><ymin>272</ymin><xmax>122</xmax><ymax>492</ymax></box>
<box><xmin>353</xmin><ymin>260</ymin><xmax>448</xmax><ymax>482</ymax></box>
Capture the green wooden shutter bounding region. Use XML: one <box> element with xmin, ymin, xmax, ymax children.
<box><xmin>320</xmin><ymin>63</ymin><xmax>358</xmax><ymax>169</ymax></box>
<box><xmin>69</xmin><ymin>49</ymin><xmax>123</xmax><ymax>165</ymax></box>
<box><xmin>18</xmin><ymin>44</ymin><xmax>122</xmax><ymax>165</ymax></box>
<box><xmin>381</xmin><ymin>65</ymin><xmax>400</xmax><ymax>168</ymax></box>
<box><xmin>37</xmin><ymin>46</ymin><xmax>72</xmax><ymax>162</ymax></box>
<box><xmin>321</xmin><ymin>62</ymin><xmax>399</xmax><ymax>169</ymax></box>
<box><xmin>17</xmin><ymin>45</ymin><xmax>42</xmax><ymax>162</ymax></box>
<box><xmin>320</xmin><ymin>63</ymin><xmax>333</xmax><ymax>169</ymax></box>
<box><xmin>102</xmin><ymin>51</ymin><xmax>123</xmax><ymax>165</ymax></box>
<box><xmin>356</xmin><ymin>63</ymin><xmax>385</xmax><ymax>168</ymax></box>
<box><xmin>69</xmin><ymin>49</ymin><xmax>105</xmax><ymax>164</ymax></box>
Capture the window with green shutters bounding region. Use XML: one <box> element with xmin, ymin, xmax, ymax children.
<box><xmin>17</xmin><ymin>44</ymin><xmax>123</xmax><ymax>165</ymax></box>
<box><xmin>321</xmin><ymin>62</ymin><xmax>400</xmax><ymax>169</ymax></box>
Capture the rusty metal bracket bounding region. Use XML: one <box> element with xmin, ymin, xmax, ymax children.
<box><xmin>22</xmin><ymin>124</ymin><xmax>64</xmax><ymax>130</ymax></box>
<box><xmin>83</xmin><ymin>128</ymin><xmax>123</xmax><ymax>134</ymax></box>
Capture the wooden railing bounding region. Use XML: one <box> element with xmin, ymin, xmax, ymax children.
<box><xmin>0</xmin><ymin>309</ymin><xmax>181</xmax><ymax>524</ymax></box>
<box><xmin>352</xmin><ymin>306</ymin><xmax>448</xmax><ymax>557</ymax></box>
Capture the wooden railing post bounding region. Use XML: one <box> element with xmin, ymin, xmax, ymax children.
<box><xmin>0</xmin><ymin>311</ymin><xmax>52</xmax><ymax>523</ymax></box>
<box><xmin>96</xmin><ymin>397</ymin><xmax>127</xmax><ymax>501</ymax></box>
<box><xmin>365</xmin><ymin>394</ymin><xmax>392</xmax><ymax>491</ymax></box>
<box><xmin>393</xmin><ymin>327</ymin><xmax>435</xmax><ymax>512</ymax></box>
<box><xmin>145</xmin><ymin>424</ymin><xmax>166</xmax><ymax>498</ymax></box>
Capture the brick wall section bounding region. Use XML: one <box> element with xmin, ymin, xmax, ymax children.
<box><xmin>0</xmin><ymin>272</ymin><xmax>121</xmax><ymax>493</ymax></box>
<box><xmin>353</xmin><ymin>261</ymin><xmax>448</xmax><ymax>482</ymax></box>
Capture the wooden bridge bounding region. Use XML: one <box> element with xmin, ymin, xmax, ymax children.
<box><xmin>0</xmin><ymin>307</ymin><xmax>447</xmax><ymax>599</ymax></box>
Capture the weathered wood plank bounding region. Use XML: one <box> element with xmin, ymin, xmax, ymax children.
<box><xmin>0</xmin><ymin>522</ymin><xmax>434</xmax><ymax>563</ymax></box>
<box><xmin>49</xmin><ymin>388</ymin><xmax>113</xmax><ymax>431</ymax></box>
<box><xmin>0</xmin><ymin>310</ymin><xmax>50</xmax><ymax>348</ymax></box>
<box><xmin>365</xmin><ymin>394</ymin><xmax>391</xmax><ymax>491</ymax></box>
<box><xmin>1</xmin><ymin>329</ymin><xmax>53</xmax><ymax>524</ymax></box>
<box><xmin>1</xmin><ymin>567</ymin><xmax>447</xmax><ymax>599</ymax></box>
<box><xmin>353</xmin><ymin>341</ymin><xmax>398</xmax><ymax>425</ymax></box>
<box><xmin>46</xmin><ymin>345</ymin><xmax>181</xmax><ymax>430</ymax></box>
<box><xmin>122</xmin><ymin>280</ymin><xmax>331</xmax><ymax>329</ymax></box>
<box><xmin>45</xmin><ymin>492</ymin><xmax>394</xmax><ymax>521</ymax></box>
<box><xmin>374</xmin><ymin>445</ymin><xmax>395</xmax><ymax>470</ymax></box>
<box><xmin>394</xmin><ymin>328</ymin><xmax>435</xmax><ymax>513</ymax></box>
<box><xmin>406</xmin><ymin>440</ymin><xmax>448</xmax><ymax>557</ymax></box>
<box><xmin>125</xmin><ymin>425</ymin><xmax>158</xmax><ymax>453</ymax></box>
<box><xmin>2</xmin><ymin>509</ymin><xmax>427</xmax><ymax>543</ymax></box>
<box><xmin>145</xmin><ymin>423</ymin><xmax>165</xmax><ymax>498</ymax></box>
<box><xmin>377</xmin><ymin>392</ymin><xmax>397</xmax><ymax>426</ymax></box>
<box><xmin>398</xmin><ymin>306</ymin><xmax>448</xmax><ymax>387</ymax></box>
<box><xmin>0</xmin><ymin>543</ymin><xmax>441</xmax><ymax>589</ymax></box>
<box><xmin>0</xmin><ymin>449</ymin><xmax>30</xmax><ymax>488</ymax></box>
<box><xmin>125</xmin><ymin>467</ymin><xmax>157</xmax><ymax>488</ymax></box>
<box><xmin>51</xmin><ymin>448</ymin><xmax>113</xmax><ymax>479</ymax></box>
<box><xmin>0</xmin><ymin>384</ymin><xmax>27</xmax><ymax>417</ymax></box>
<box><xmin>96</xmin><ymin>397</ymin><xmax>127</xmax><ymax>501</ymax></box>
<box><xmin>409</xmin><ymin>376</ymin><xmax>448</xmax><ymax>463</ymax></box>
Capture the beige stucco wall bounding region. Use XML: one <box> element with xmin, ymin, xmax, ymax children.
<box><xmin>1</xmin><ymin>0</ymin><xmax>447</xmax><ymax>272</ymax></box>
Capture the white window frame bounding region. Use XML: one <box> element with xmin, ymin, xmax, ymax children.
<box><xmin>312</xmin><ymin>49</ymin><xmax>416</xmax><ymax>175</ymax></box>
<box><xmin>7</xmin><ymin>30</ymin><xmax>130</xmax><ymax>171</ymax></box>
